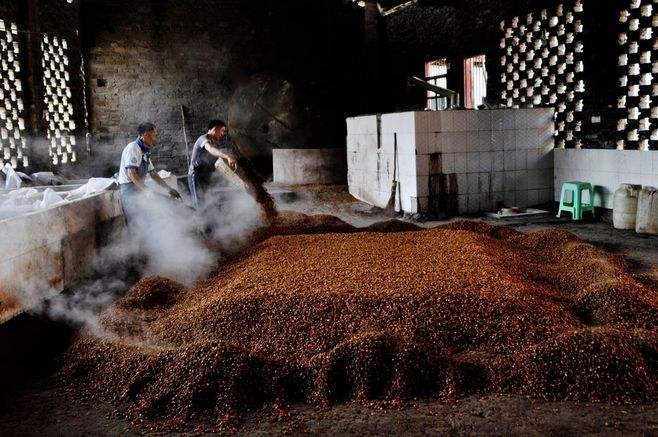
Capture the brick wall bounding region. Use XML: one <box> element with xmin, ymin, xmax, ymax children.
<box><xmin>0</xmin><ymin>0</ymin><xmax>87</xmax><ymax>177</ymax></box>
<box><xmin>81</xmin><ymin>0</ymin><xmax>366</xmax><ymax>177</ymax></box>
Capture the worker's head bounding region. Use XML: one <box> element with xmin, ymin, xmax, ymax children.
<box><xmin>207</xmin><ymin>120</ymin><xmax>227</xmax><ymax>142</ymax></box>
<box><xmin>138</xmin><ymin>122</ymin><xmax>158</xmax><ymax>147</ymax></box>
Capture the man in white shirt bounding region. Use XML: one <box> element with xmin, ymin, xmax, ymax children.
<box><xmin>118</xmin><ymin>122</ymin><xmax>180</xmax><ymax>225</ymax></box>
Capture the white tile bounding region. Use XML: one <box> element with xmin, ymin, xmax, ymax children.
<box><xmin>457</xmin><ymin>194</ymin><xmax>468</xmax><ymax>213</ymax></box>
<box><xmin>491</xmin><ymin>130</ymin><xmax>504</xmax><ymax>151</ymax></box>
<box><xmin>467</xmin><ymin>153</ymin><xmax>480</xmax><ymax>173</ymax></box>
<box><xmin>493</xmin><ymin>151</ymin><xmax>505</xmax><ymax>172</ymax></box>
<box><xmin>503</xmin><ymin>191</ymin><xmax>516</xmax><ymax>207</ymax></box>
<box><xmin>467</xmin><ymin>173</ymin><xmax>480</xmax><ymax>194</ymax></box>
<box><xmin>467</xmin><ymin>131</ymin><xmax>479</xmax><ymax>152</ymax></box>
<box><xmin>442</xmin><ymin>133</ymin><xmax>457</xmax><ymax>153</ymax></box>
<box><xmin>526</xmin><ymin>129</ymin><xmax>542</xmax><ymax>149</ymax></box>
<box><xmin>597</xmin><ymin>151</ymin><xmax>617</xmax><ymax>173</ymax></box>
<box><xmin>453</xmin><ymin>132</ymin><xmax>468</xmax><ymax>152</ymax></box>
<box><xmin>415</xmin><ymin>132</ymin><xmax>430</xmax><ymax>155</ymax></box>
<box><xmin>467</xmin><ymin>111</ymin><xmax>479</xmax><ymax>130</ymax></box>
<box><xmin>427</xmin><ymin>132</ymin><xmax>442</xmax><ymax>154</ymax></box>
<box><xmin>453</xmin><ymin>111</ymin><xmax>469</xmax><ymax>132</ymax></box>
<box><xmin>491</xmin><ymin>110</ymin><xmax>505</xmax><ymax>131</ymax></box>
<box><xmin>479</xmin><ymin>151</ymin><xmax>493</xmax><ymax>172</ymax></box>
<box><xmin>504</xmin><ymin>150</ymin><xmax>516</xmax><ymax>171</ymax></box>
<box><xmin>539</xmin><ymin>169</ymin><xmax>553</xmax><ymax>189</ymax></box>
<box><xmin>478</xmin><ymin>130</ymin><xmax>492</xmax><ymax>152</ymax></box>
<box><xmin>440</xmin><ymin>111</ymin><xmax>454</xmax><ymax>132</ymax></box>
<box><xmin>416</xmin><ymin>175</ymin><xmax>430</xmax><ymax>197</ymax></box>
<box><xmin>640</xmin><ymin>152</ymin><xmax>654</xmax><ymax>175</ymax></box>
<box><xmin>503</xmin><ymin>130</ymin><xmax>516</xmax><ymax>150</ymax></box>
<box><xmin>515</xmin><ymin>150</ymin><xmax>528</xmax><ymax>171</ymax></box>
<box><xmin>480</xmin><ymin>193</ymin><xmax>493</xmax><ymax>212</ymax></box>
<box><xmin>526</xmin><ymin>169</ymin><xmax>538</xmax><ymax>190</ymax></box>
<box><xmin>442</xmin><ymin>153</ymin><xmax>455</xmax><ymax>174</ymax></box>
<box><xmin>529</xmin><ymin>107</ymin><xmax>554</xmax><ymax>129</ymax></box>
<box><xmin>476</xmin><ymin>111</ymin><xmax>492</xmax><ymax>131</ymax></box>
<box><xmin>457</xmin><ymin>173</ymin><xmax>468</xmax><ymax>195</ymax></box>
<box><xmin>416</xmin><ymin>154</ymin><xmax>429</xmax><ymax>176</ymax></box>
<box><xmin>539</xmin><ymin>188</ymin><xmax>552</xmax><ymax>204</ymax></box>
<box><xmin>515</xmin><ymin>129</ymin><xmax>529</xmax><ymax>150</ymax></box>
<box><xmin>502</xmin><ymin>110</ymin><xmax>516</xmax><ymax>130</ymax></box>
<box><xmin>467</xmin><ymin>194</ymin><xmax>480</xmax><ymax>213</ymax></box>
<box><xmin>417</xmin><ymin>196</ymin><xmax>429</xmax><ymax>213</ymax></box>
<box><xmin>516</xmin><ymin>190</ymin><xmax>529</xmax><ymax>206</ymax></box>
<box><xmin>504</xmin><ymin>172</ymin><xmax>517</xmax><ymax>192</ymax></box>
<box><xmin>479</xmin><ymin>173</ymin><xmax>491</xmax><ymax>193</ymax></box>
<box><xmin>414</xmin><ymin>111</ymin><xmax>431</xmax><ymax>133</ymax></box>
<box><xmin>515</xmin><ymin>109</ymin><xmax>532</xmax><ymax>130</ymax></box>
<box><xmin>492</xmin><ymin>192</ymin><xmax>505</xmax><ymax>210</ymax></box>
<box><xmin>492</xmin><ymin>172</ymin><xmax>505</xmax><ymax>192</ymax></box>
<box><xmin>620</xmin><ymin>172</ymin><xmax>643</xmax><ymax>186</ymax></box>
<box><xmin>518</xmin><ymin>170</ymin><xmax>529</xmax><ymax>190</ymax></box>
<box><xmin>652</xmin><ymin>152</ymin><xmax>658</xmax><ymax>177</ymax></box>
<box><xmin>538</xmin><ymin>149</ymin><xmax>553</xmax><ymax>170</ymax></box>
<box><xmin>454</xmin><ymin>153</ymin><xmax>468</xmax><ymax>173</ymax></box>
<box><xmin>428</xmin><ymin>112</ymin><xmax>442</xmax><ymax>132</ymax></box>
<box><xmin>526</xmin><ymin>149</ymin><xmax>539</xmax><ymax>170</ymax></box>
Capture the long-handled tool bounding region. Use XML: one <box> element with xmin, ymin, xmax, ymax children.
<box><xmin>180</xmin><ymin>105</ymin><xmax>191</xmax><ymax>169</ymax></box>
<box><xmin>385</xmin><ymin>137</ymin><xmax>399</xmax><ymax>214</ymax></box>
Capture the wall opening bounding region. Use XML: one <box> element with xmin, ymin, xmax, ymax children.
<box><xmin>425</xmin><ymin>58</ymin><xmax>450</xmax><ymax>110</ymax></box>
<box><xmin>464</xmin><ymin>54</ymin><xmax>487</xmax><ymax>109</ymax></box>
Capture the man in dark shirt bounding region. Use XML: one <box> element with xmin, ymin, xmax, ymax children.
<box><xmin>187</xmin><ymin>120</ymin><xmax>237</xmax><ymax>210</ymax></box>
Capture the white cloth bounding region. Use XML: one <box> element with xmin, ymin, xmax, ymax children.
<box><xmin>117</xmin><ymin>141</ymin><xmax>154</xmax><ymax>185</ymax></box>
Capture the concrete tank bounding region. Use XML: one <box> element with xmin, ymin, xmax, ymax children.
<box><xmin>272</xmin><ymin>148</ymin><xmax>347</xmax><ymax>185</ymax></box>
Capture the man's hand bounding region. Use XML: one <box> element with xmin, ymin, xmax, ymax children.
<box><xmin>168</xmin><ymin>188</ymin><xmax>181</xmax><ymax>199</ymax></box>
<box><xmin>225</xmin><ymin>154</ymin><xmax>238</xmax><ymax>170</ymax></box>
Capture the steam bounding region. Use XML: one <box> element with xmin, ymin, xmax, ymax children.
<box><xmin>5</xmin><ymin>180</ymin><xmax>266</xmax><ymax>338</ymax></box>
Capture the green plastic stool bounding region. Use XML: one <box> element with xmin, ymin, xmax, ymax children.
<box><xmin>557</xmin><ymin>181</ymin><xmax>595</xmax><ymax>220</ymax></box>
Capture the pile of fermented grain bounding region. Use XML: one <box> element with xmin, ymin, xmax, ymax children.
<box><xmin>60</xmin><ymin>214</ymin><xmax>658</xmax><ymax>431</ymax></box>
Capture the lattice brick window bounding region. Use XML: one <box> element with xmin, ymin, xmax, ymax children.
<box><xmin>0</xmin><ymin>20</ymin><xmax>28</xmax><ymax>168</ymax></box>
<box><xmin>615</xmin><ymin>0</ymin><xmax>657</xmax><ymax>151</ymax></box>
<box><xmin>41</xmin><ymin>34</ymin><xmax>76</xmax><ymax>165</ymax></box>
<box><xmin>499</xmin><ymin>0</ymin><xmax>586</xmax><ymax>148</ymax></box>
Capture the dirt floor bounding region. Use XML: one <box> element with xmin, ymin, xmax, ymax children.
<box><xmin>1</xmin><ymin>184</ymin><xmax>657</xmax><ymax>436</ymax></box>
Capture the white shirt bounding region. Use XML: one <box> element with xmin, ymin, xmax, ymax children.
<box><xmin>117</xmin><ymin>141</ymin><xmax>154</xmax><ymax>185</ymax></box>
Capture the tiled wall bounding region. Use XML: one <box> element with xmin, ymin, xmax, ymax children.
<box><xmin>554</xmin><ymin>149</ymin><xmax>658</xmax><ymax>208</ymax></box>
<box><xmin>347</xmin><ymin>108</ymin><xmax>555</xmax><ymax>215</ymax></box>
<box><xmin>499</xmin><ymin>1</ymin><xmax>586</xmax><ymax>149</ymax></box>
<box><xmin>614</xmin><ymin>0</ymin><xmax>658</xmax><ymax>151</ymax></box>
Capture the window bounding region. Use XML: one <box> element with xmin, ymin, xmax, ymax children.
<box><xmin>425</xmin><ymin>58</ymin><xmax>450</xmax><ymax>110</ymax></box>
<box><xmin>41</xmin><ymin>34</ymin><xmax>77</xmax><ymax>165</ymax></box>
<box><xmin>464</xmin><ymin>55</ymin><xmax>487</xmax><ymax>109</ymax></box>
<box><xmin>0</xmin><ymin>20</ymin><xmax>28</xmax><ymax>169</ymax></box>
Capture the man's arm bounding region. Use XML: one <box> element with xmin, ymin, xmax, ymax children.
<box><xmin>149</xmin><ymin>170</ymin><xmax>181</xmax><ymax>199</ymax></box>
<box><xmin>204</xmin><ymin>142</ymin><xmax>237</xmax><ymax>169</ymax></box>
<box><xmin>126</xmin><ymin>167</ymin><xmax>149</xmax><ymax>191</ymax></box>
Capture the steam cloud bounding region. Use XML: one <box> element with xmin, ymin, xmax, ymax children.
<box><xmin>4</xmin><ymin>180</ymin><xmax>267</xmax><ymax>338</ymax></box>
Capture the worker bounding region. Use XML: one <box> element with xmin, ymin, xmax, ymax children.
<box><xmin>187</xmin><ymin>119</ymin><xmax>238</xmax><ymax>210</ymax></box>
<box><xmin>118</xmin><ymin>122</ymin><xmax>181</xmax><ymax>226</ymax></box>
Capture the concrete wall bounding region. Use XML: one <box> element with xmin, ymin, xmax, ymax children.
<box><xmin>80</xmin><ymin>0</ymin><xmax>368</xmax><ymax>177</ymax></box>
<box><xmin>273</xmin><ymin>148</ymin><xmax>346</xmax><ymax>186</ymax></box>
<box><xmin>347</xmin><ymin>108</ymin><xmax>555</xmax><ymax>215</ymax></box>
<box><xmin>554</xmin><ymin>149</ymin><xmax>658</xmax><ymax>209</ymax></box>
<box><xmin>0</xmin><ymin>190</ymin><xmax>123</xmax><ymax>322</ymax></box>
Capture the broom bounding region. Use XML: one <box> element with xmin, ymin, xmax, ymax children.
<box><xmin>385</xmin><ymin>141</ymin><xmax>399</xmax><ymax>214</ymax></box>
